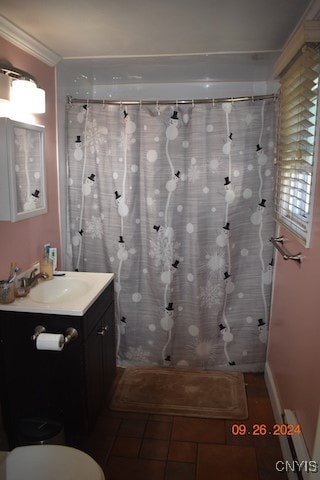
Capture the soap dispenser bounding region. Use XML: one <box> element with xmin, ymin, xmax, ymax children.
<box><xmin>40</xmin><ymin>244</ymin><xmax>53</xmax><ymax>280</ymax></box>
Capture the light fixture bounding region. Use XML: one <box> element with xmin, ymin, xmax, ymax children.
<box><xmin>0</xmin><ymin>63</ymin><xmax>46</xmax><ymax>114</ymax></box>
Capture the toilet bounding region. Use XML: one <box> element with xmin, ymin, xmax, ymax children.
<box><xmin>0</xmin><ymin>444</ymin><xmax>105</xmax><ymax>480</ymax></box>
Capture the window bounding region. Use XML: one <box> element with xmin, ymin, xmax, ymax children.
<box><xmin>274</xmin><ymin>44</ymin><xmax>320</xmax><ymax>247</ymax></box>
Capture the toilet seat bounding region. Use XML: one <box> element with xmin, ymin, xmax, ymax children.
<box><xmin>4</xmin><ymin>445</ymin><xmax>105</xmax><ymax>480</ymax></box>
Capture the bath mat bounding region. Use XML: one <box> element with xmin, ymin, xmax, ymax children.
<box><xmin>110</xmin><ymin>368</ymin><xmax>248</xmax><ymax>419</ymax></box>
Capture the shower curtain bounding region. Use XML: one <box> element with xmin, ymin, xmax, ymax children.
<box><xmin>65</xmin><ymin>99</ymin><xmax>276</xmax><ymax>372</ymax></box>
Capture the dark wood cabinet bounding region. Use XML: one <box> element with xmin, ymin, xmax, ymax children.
<box><xmin>84</xmin><ymin>299</ymin><xmax>115</xmax><ymax>429</ymax></box>
<box><xmin>0</xmin><ymin>281</ymin><xmax>115</xmax><ymax>448</ymax></box>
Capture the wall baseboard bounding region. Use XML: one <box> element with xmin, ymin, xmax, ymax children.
<box><xmin>264</xmin><ymin>361</ymin><xmax>314</xmax><ymax>480</ymax></box>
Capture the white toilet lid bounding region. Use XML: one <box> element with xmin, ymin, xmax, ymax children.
<box><xmin>6</xmin><ymin>445</ymin><xmax>105</xmax><ymax>480</ymax></box>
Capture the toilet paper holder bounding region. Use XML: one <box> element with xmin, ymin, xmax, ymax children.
<box><xmin>31</xmin><ymin>325</ymin><xmax>78</xmax><ymax>344</ymax></box>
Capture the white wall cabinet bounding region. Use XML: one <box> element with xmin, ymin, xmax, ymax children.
<box><xmin>0</xmin><ymin>118</ymin><xmax>47</xmax><ymax>222</ymax></box>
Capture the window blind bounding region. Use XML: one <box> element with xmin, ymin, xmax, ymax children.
<box><xmin>275</xmin><ymin>44</ymin><xmax>320</xmax><ymax>247</ymax></box>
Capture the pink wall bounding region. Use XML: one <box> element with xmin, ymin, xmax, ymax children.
<box><xmin>0</xmin><ymin>37</ymin><xmax>61</xmax><ymax>278</ymax></box>
<box><xmin>267</xmin><ymin>142</ymin><xmax>320</xmax><ymax>455</ymax></box>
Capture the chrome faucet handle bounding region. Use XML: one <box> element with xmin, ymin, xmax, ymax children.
<box><xmin>28</xmin><ymin>271</ymin><xmax>49</xmax><ymax>288</ymax></box>
<box><xmin>17</xmin><ymin>276</ymin><xmax>32</xmax><ymax>288</ymax></box>
<box><xmin>19</xmin><ymin>277</ymin><xmax>29</xmax><ymax>287</ymax></box>
<box><xmin>29</xmin><ymin>268</ymin><xmax>38</xmax><ymax>280</ymax></box>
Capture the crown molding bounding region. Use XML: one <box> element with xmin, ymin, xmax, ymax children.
<box><xmin>0</xmin><ymin>16</ymin><xmax>61</xmax><ymax>66</ymax></box>
<box><xmin>273</xmin><ymin>20</ymin><xmax>320</xmax><ymax>78</ymax></box>
<box><xmin>304</xmin><ymin>0</ymin><xmax>320</xmax><ymax>20</ymax></box>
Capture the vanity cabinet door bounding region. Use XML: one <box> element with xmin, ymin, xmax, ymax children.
<box><xmin>84</xmin><ymin>318</ymin><xmax>104</xmax><ymax>429</ymax></box>
<box><xmin>84</xmin><ymin>300</ymin><xmax>115</xmax><ymax>429</ymax></box>
<box><xmin>0</xmin><ymin>312</ymin><xmax>83</xmax><ymax>447</ymax></box>
<box><xmin>101</xmin><ymin>301</ymin><xmax>116</xmax><ymax>398</ymax></box>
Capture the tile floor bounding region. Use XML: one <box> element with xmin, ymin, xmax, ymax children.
<box><xmin>72</xmin><ymin>370</ymin><xmax>287</xmax><ymax>480</ymax></box>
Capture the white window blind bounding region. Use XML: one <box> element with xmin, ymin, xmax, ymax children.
<box><xmin>275</xmin><ymin>44</ymin><xmax>320</xmax><ymax>247</ymax></box>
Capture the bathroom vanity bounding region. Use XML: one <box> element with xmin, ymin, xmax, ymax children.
<box><xmin>0</xmin><ymin>272</ymin><xmax>115</xmax><ymax>448</ymax></box>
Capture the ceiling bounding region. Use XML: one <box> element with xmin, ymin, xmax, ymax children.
<box><xmin>0</xmin><ymin>0</ymin><xmax>318</xmax><ymax>85</ymax></box>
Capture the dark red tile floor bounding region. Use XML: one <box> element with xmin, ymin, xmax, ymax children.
<box><xmin>72</xmin><ymin>371</ymin><xmax>287</xmax><ymax>480</ymax></box>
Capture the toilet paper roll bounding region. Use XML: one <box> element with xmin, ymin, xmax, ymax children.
<box><xmin>36</xmin><ymin>333</ymin><xmax>65</xmax><ymax>351</ymax></box>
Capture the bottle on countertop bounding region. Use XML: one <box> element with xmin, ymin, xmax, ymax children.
<box><xmin>40</xmin><ymin>244</ymin><xmax>53</xmax><ymax>280</ymax></box>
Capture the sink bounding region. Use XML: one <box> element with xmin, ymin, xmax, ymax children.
<box><xmin>29</xmin><ymin>277</ymin><xmax>89</xmax><ymax>304</ymax></box>
<box><xmin>0</xmin><ymin>271</ymin><xmax>114</xmax><ymax>316</ymax></box>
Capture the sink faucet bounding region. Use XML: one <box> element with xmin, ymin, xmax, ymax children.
<box><xmin>26</xmin><ymin>268</ymin><xmax>49</xmax><ymax>288</ymax></box>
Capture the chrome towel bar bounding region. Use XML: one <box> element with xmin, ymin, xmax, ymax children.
<box><xmin>269</xmin><ymin>236</ymin><xmax>302</xmax><ymax>263</ymax></box>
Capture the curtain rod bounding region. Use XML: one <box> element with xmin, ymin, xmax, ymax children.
<box><xmin>67</xmin><ymin>93</ymin><xmax>277</xmax><ymax>106</ymax></box>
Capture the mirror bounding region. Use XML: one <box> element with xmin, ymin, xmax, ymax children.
<box><xmin>0</xmin><ymin>119</ymin><xmax>47</xmax><ymax>222</ymax></box>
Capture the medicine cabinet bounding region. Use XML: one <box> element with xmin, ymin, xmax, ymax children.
<box><xmin>0</xmin><ymin>118</ymin><xmax>47</xmax><ymax>222</ymax></box>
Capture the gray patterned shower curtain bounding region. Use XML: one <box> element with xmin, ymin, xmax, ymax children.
<box><xmin>65</xmin><ymin>99</ymin><xmax>276</xmax><ymax>372</ymax></box>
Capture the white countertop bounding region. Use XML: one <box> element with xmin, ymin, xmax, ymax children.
<box><xmin>0</xmin><ymin>271</ymin><xmax>114</xmax><ymax>316</ymax></box>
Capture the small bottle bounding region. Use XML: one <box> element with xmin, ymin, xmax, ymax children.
<box><xmin>40</xmin><ymin>245</ymin><xmax>53</xmax><ymax>280</ymax></box>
